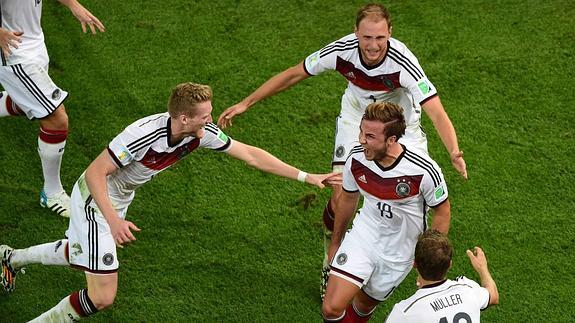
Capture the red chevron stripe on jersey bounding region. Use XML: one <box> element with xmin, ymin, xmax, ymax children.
<box><xmin>141</xmin><ymin>138</ymin><xmax>200</xmax><ymax>170</ymax></box>
<box><xmin>336</xmin><ymin>56</ymin><xmax>401</xmax><ymax>92</ymax></box>
<box><xmin>351</xmin><ymin>158</ymin><xmax>423</xmax><ymax>200</ymax></box>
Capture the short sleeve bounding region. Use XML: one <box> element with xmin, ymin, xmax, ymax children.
<box><xmin>419</xmin><ymin>157</ymin><xmax>448</xmax><ymax>207</ymax></box>
<box><xmin>304</xmin><ymin>34</ymin><xmax>356</xmax><ymax>76</ymax></box>
<box><xmin>384</xmin><ymin>304</ymin><xmax>404</xmax><ymax>323</ymax></box>
<box><xmin>200</xmin><ymin>123</ymin><xmax>232</xmax><ymax>152</ymax></box>
<box><xmin>456</xmin><ymin>276</ymin><xmax>490</xmax><ymax>310</ymax></box>
<box><xmin>107</xmin><ymin>122</ymin><xmax>153</xmax><ymax>168</ymax></box>
<box><xmin>342</xmin><ymin>156</ymin><xmax>359</xmax><ymax>192</ymax></box>
<box><xmin>395</xmin><ymin>46</ymin><xmax>438</xmax><ymax>105</ymax></box>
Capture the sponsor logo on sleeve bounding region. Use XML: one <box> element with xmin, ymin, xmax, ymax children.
<box><xmin>117</xmin><ymin>148</ymin><xmax>131</xmax><ymax>163</ymax></box>
<box><xmin>218</xmin><ymin>132</ymin><xmax>228</xmax><ymax>142</ymax></box>
<box><xmin>307</xmin><ymin>51</ymin><xmax>320</xmax><ymax>68</ymax></box>
<box><xmin>417</xmin><ymin>80</ymin><xmax>431</xmax><ymax>95</ymax></box>
<box><xmin>434</xmin><ymin>185</ymin><xmax>445</xmax><ymax>200</ymax></box>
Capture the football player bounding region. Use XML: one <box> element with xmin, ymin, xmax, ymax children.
<box><xmin>0</xmin><ymin>82</ymin><xmax>340</xmax><ymax>322</ymax></box>
<box><xmin>217</xmin><ymin>3</ymin><xmax>466</xmax><ymax>298</ymax></box>
<box><xmin>0</xmin><ymin>0</ymin><xmax>105</xmax><ymax>217</ymax></box>
<box><xmin>385</xmin><ymin>230</ymin><xmax>499</xmax><ymax>322</ymax></box>
<box><xmin>321</xmin><ymin>102</ymin><xmax>450</xmax><ymax>322</ymax></box>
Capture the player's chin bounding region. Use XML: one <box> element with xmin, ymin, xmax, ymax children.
<box><xmin>195</xmin><ymin>128</ymin><xmax>205</xmax><ymax>139</ymax></box>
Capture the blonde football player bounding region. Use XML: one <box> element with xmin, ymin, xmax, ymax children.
<box><xmin>217</xmin><ymin>3</ymin><xmax>466</xmax><ymax>298</ymax></box>
<box><xmin>1</xmin><ymin>82</ymin><xmax>340</xmax><ymax>322</ymax></box>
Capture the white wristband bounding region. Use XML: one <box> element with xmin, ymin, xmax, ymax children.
<box><xmin>297</xmin><ymin>171</ymin><xmax>308</xmax><ymax>183</ymax></box>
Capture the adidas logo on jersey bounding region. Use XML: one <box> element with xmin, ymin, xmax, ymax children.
<box><xmin>358</xmin><ymin>174</ymin><xmax>367</xmax><ymax>183</ymax></box>
<box><xmin>345</xmin><ymin>71</ymin><xmax>356</xmax><ymax>79</ymax></box>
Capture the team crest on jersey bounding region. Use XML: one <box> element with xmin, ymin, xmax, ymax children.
<box><xmin>51</xmin><ymin>89</ymin><xmax>61</xmax><ymax>100</ymax></box>
<box><xmin>395</xmin><ymin>181</ymin><xmax>411</xmax><ymax>198</ymax></box>
<box><xmin>335</xmin><ymin>145</ymin><xmax>346</xmax><ymax>158</ymax></box>
<box><xmin>103</xmin><ymin>253</ymin><xmax>115</xmax><ymax>266</ymax></box>
<box><xmin>336</xmin><ymin>253</ymin><xmax>348</xmax><ymax>265</ymax></box>
<box><xmin>344</xmin><ymin>71</ymin><xmax>356</xmax><ymax>80</ymax></box>
<box><xmin>380</xmin><ymin>76</ymin><xmax>396</xmax><ymax>90</ymax></box>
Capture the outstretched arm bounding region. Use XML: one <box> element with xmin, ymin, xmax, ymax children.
<box><xmin>225</xmin><ymin>140</ymin><xmax>340</xmax><ymax>188</ymax></box>
<box><xmin>422</xmin><ymin>96</ymin><xmax>467</xmax><ymax>179</ymax></box>
<box><xmin>217</xmin><ymin>62</ymin><xmax>310</xmax><ymax>128</ymax></box>
<box><xmin>85</xmin><ymin>150</ymin><xmax>140</xmax><ymax>247</ymax></box>
<box><xmin>57</xmin><ymin>0</ymin><xmax>105</xmax><ymax>34</ymax></box>
<box><xmin>466</xmin><ymin>247</ymin><xmax>499</xmax><ymax>306</ymax></box>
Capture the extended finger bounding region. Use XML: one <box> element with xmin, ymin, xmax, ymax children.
<box><xmin>91</xmin><ymin>16</ymin><xmax>106</xmax><ymax>32</ymax></box>
<box><xmin>81</xmin><ymin>22</ymin><xmax>87</xmax><ymax>33</ymax></box>
<box><xmin>88</xmin><ymin>21</ymin><xmax>97</xmax><ymax>34</ymax></box>
<box><xmin>129</xmin><ymin>222</ymin><xmax>141</xmax><ymax>232</ymax></box>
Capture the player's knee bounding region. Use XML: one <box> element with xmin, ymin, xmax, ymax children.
<box><xmin>321</xmin><ymin>300</ymin><xmax>346</xmax><ymax>319</ymax></box>
<box><xmin>42</xmin><ymin>105</ymin><xmax>69</xmax><ymax>130</ymax></box>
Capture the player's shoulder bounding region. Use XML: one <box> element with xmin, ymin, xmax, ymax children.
<box><xmin>204</xmin><ymin>122</ymin><xmax>222</xmax><ymax>135</ymax></box>
<box><xmin>345</xmin><ymin>144</ymin><xmax>365</xmax><ymax>163</ymax></box>
<box><xmin>118</xmin><ymin>113</ymin><xmax>169</xmax><ymax>151</ymax></box>
<box><xmin>319</xmin><ymin>33</ymin><xmax>359</xmax><ymax>57</ymax></box>
<box><xmin>387</xmin><ymin>37</ymin><xmax>421</xmax><ymax>69</ymax></box>
<box><xmin>402</xmin><ymin>146</ymin><xmax>442</xmax><ymax>172</ymax></box>
<box><xmin>130</xmin><ymin>112</ymin><xmax>169</xmax><ymax>131</ymax></box>
<box><xmin>453</xmin><ymin>276</ymin><xmax>481</xmax><ymax>288</ymax></box>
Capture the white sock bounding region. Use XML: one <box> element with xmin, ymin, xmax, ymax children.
<box><xmin>11</xmin><ymin>239</ymin><xmax>69</xmax><ymax>268</ymax></box>
<box><xmin>38</xmin><ymin>136</ymin><xmax>66</xmax><ymax>196</ymax></box>
<box><xmin>29</xmin><ymin>295</ymin><xmax>81</xmax><ymax>323</ymax></box>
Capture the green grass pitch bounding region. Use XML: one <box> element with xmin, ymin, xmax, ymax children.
<box><xmin>0</xmin><ymin>0</ymin><xmax>573</xmax><ymax>321</ymax></box>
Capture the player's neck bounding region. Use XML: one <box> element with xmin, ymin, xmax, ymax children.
<box><xmin>377</xmin><ymin>143</ymin><xmax>404</xmax><ymax>167</ymax></box>
<box><xmin>169</xmin><ymin>117</ymin><xmax>187</xmax><ymax>144</ymax></box>
<box><xmin>417</xmin><ymin>275</ymin><xmax>446</xmax><ymax>289</ymax></box>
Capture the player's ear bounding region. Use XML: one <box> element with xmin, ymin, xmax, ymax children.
<box><xmin>389</xmin><ymin>25</ymin><xmax>393</xmax><ymax>36</ymax></box>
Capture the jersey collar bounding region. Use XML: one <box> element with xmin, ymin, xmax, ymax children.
<box><xmin>374</xmin><ymin>144</ymin><xmax>406</xmax><ymax>171</ymax></box>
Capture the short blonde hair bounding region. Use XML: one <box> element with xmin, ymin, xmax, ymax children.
<box><xmin>356</xmin><ymin>3</ymin><xmax>391</xmax><ymax>28</ymax></box>
<box><xmin>167</xmin><ymin>82</ymin><xmax>212</xmax><ymax>117</ymax></box>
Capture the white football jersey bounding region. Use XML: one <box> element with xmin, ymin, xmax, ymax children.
<box><xmin>80</xmin><ymin>113</ymin><xmax>232</xmax><ymax>210</ymax></box>
<box><xmin>385</xmin><ymin>277</ymin><xmax>490</xmax><ymax>323</ymax></box>
<box><xmin>304</xmin><ymin>34</ymin><xmax>437</xmax><ymax>138</ymax></box>
<box><xmin>342</xmin><ymin>145</ymin><xmax>448</xmax><ymax>269</ymax></box>
<box><xmin>0</xmin><ymin>0</ymin><xmax>48</xmax><ymax>66</ymax></box>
